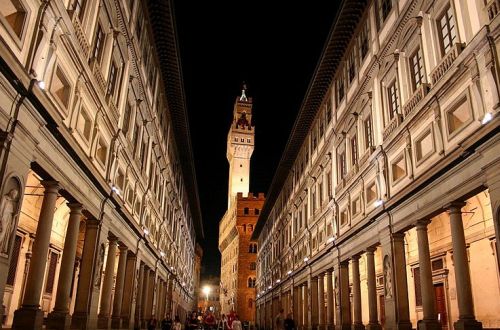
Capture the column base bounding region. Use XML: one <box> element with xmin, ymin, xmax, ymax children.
<box><xmin>454</xmin><ymin>319</ymin><xmax>483</xmax><ymax>330</ymax></box>
<box><xmin>365</xmin><ymin>322</ymin><xmax>382</xmax><ymax>330</ymax></box>
<box><xmin>111</xmin><ymin>316</ymin><xmax>122</xmax><ymax>329</ymax></box>
<box><xmin>418</xmin><ymin>319</ymin><xmax>442</xmax><ymax>330</ymax></box>
<box><xmin>121</xmin><ymin>316</ymin><xmax>133</xmax><ymax>329</ymax></box>
<box><xmin>11</xmin><ymin>306</ymin><xmax>44</xmax><ymax>330</ymax></box>
<box><xmin>71</xmin><ymin>311</ymin><xmax>97</xmax><ymax>329</ymax></box>
<box><xmin>97</xmin><ymin>315</ymin><xmax>111</xmax><ymax>329</ymax></box>
<box><xmin>352</xmin><ymin>323</ymin><xmax>365</xmax><ymax>330</ymax></box>
<box><xmin>336</xmin><ymin>324</ymin><xmax>351</xmax><ymax>330</ymax></box>
<box><xmin>46</xmin><ymin>310</ymin><xmax>72</xmax><ymax>330</ymax></box>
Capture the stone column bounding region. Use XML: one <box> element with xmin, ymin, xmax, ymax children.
<box><xmin>141</xmin><ymin>268</ymin><xmax>151</xmax><ymax>328</ymax></box>
<box><xmin>134</xmin><ymin>263</ymin><xmax>145</xmax><ymax>329</ymax></box>
<box><xmin>352</xmin><ymin>255</ymin><xmax>364</xmax><ymax>330</ymax></box>
<box><xmin>47</xmin><ymin>203</ymin><xmax>83</xmax><ymax>330</ymax></box>
<box><xmin>326</xmin><ymin>270</ymin><xmax>334</xmax><ymax>330</ymax></box>
<box><xmin>415</xmin><ymin>220</ymin><xmax>441</xmax><ymax>330</ymax></box>
<box><xmin>486</xmin><ymin>171</ymin><xmax>500</xmax><ymax>274</ymax></box>
<box><xmin>111</xmin><ymin>244</ymin><xmax>128</xmax><ymax>329</ymax></box>
<box><xmin>302</xmin><ymin>284</ymin><xmax>308</xmax><ymax>329</ymax></box>
<box><xmin>71</xmin><ymin>218</ymin><xmax>104</xmax><ymax>329</ymax></box>
<box><xmin>384</xmin><ymin>233</ymin><xmax>412</xmax><ymax>330</ymax></box>
<box><xmin>318</xmin><ymin>273</ymin><xmax>325</xmax><ymax>330</ymax></box>
<box><xmin>336</xmin><ymin>261</ymin><xmax>351</xmax><ymax>330</ymax></box>
<box><xmin>294</xmin><ymin>285</ymin><xmax>300</xmax><ymax>329</ymax></box>
<box><xmin>121</xmin><ymin>252</ymin><xmax>138</xmax><ymax>328</ymax></box>
<box><xmin>365</xmin><ymin>248</ymin><xmax>381</xmax><ymax>330</ymax></box>
<box><xmin>98</xmin><ymin>237</ymin><xmax>118</xmax><ymax>328</ymax></box>
<box><xmin>12</xmin><ymin>181</ymin><xmax>59</xmax><ymax>329</ymax></box>
<box><xmin>448</xmin><ymin>203</ymin><xmax>483</xmax><ymax>330</ymax></box>
<box><xmin>311</xmin><ymin>276</ymin><xmax>319</xmax><ymax>329</ymax></box>
<box><xmin>297</xmin><ymin>285</ymin><xmax>303</xmax><ymax>329</ymax></box>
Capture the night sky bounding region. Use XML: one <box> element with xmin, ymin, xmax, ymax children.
<box><xmin>173</xmin><ymin>1</ymin><xmax>340</xmax><ymax>279</ymax></box>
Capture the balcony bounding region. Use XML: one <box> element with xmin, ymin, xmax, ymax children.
<box><xmin>90</xmin><ymin>59</ymin><xmax>106</xmax><ymax>95</ymax></box>
<box><xmin>403</xmin><ymin>83</ymin><xmax>430</xmax><ymax>118</ymax></box>
<box><xmin>70</xmin><ymin>13</ymin><xmax>90</xmax><ymax>59</ymax></box>
<box><xmin>383</xmin><ymin>114</ymin><xmax>403</xmax><ymax>140</ymax></box>
<box><xmin>430</xmin><ymin>43</ymin><xmax>464</xmax><ymax>85</ymax></box>
<box><xmin>487</xmin><ymin>0</ymin><xmax>500</xmax><ymax>21</ymax></box>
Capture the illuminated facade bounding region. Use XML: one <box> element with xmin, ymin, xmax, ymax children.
<box><xmin>253</xmin><ymin>1</ymin><xmax>500</xmax><ymax>330</ymax></box>
<box><xmin>0</xmin><ymin>0</ymin><xmax>203</xmax><ymax>329</ymax></box>
<box><xmin>219</xmin><ymin>90</ymin><xmax>264</xmax><ymax>323</ymax></box>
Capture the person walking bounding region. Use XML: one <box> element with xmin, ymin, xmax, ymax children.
<box><xmin>231</xmin><ymin>315</ymin><xmax>242</xmax><ymax>330</ymax></box>
<box><xmin>219</xmin><ymin>314</ymin><xmax>230</xmax><ymax>330</ymax></box>
<box><xmin>162</xmin><ymin>315</ymin><xmax>173</xmax><ymax>330</ymax></box>
<box><xmin>283</xmin><ymin>313</ymin><xmax>296</xmax><ymax>330</ymax></box>
<box><xmin>275</xmin><ymin>308</ymin><xmax>285</xmax><ymax>330</ymax></box>
<box><xmin>173</xmin><ymin>316</ymin><xmax>183</xmax><ymax>330</ymax></box>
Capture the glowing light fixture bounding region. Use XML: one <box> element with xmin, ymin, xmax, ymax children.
<box><xmin>303</xmin><ymin>257</ymin><xmax>309</xmax><ymax>262</ymax></box>
<box><xmin>482</xmin><ymin>112</ymin><xmax>493</xmax><ymax>124</ymax></box>
<box><xmin>37</xmin><ymin>80</ymin><xmax>46</xmax><ymax>90</ymax></box>
<box><xmin>374</xmin><ymin>199</ymin><xmax>384</xmax><ymax>207</ymax></box>
<box><xmin>276</xmin><ymin>279</ymin><xmax>281</xmax><ymax>283</ymax></box>
<box><xmin>287</xmin><ymin>270</ymin><xmax>292</xmax><ymax>275</ymax></box>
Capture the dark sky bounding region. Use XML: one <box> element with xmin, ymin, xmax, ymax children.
<box><xmin>173</xmin><ymin>1</ymin><xmax>340</xmax><ymax>279</ymax></box>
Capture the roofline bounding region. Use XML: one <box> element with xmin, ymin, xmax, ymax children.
<box><xmin>251</xmin><ymin>0</ymin><xmax>368</xmax><ymax>240</ymax></box>
<box><xmin>146</xmin><ymin>0</ymin><xmax>204</xmax><ymax>240</ymax></box>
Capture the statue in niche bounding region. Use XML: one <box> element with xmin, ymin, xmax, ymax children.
<box><xmin>0</xmin><ymin>187</ymin><xmax>20</xmax><ymax>256</ymax></box>
<box><xmin>383</xmin><ymin>255</ymin><xmax>393</xmax><ymax>299</ymax></box>
<box><xmin>94</xmin><ymin>243</ymin><xmax>105</xmax><ymax>288</ymax></box>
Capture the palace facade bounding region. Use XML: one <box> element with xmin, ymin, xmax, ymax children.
<box><xmin>253</xmin><ymin>1</ymin><xmax>500</xmax><ymax>330</ymax></box>
<box><xmin>0</xmin><ymin>0</ymin><xmax>203</xmax><ymax>329</ymax></box>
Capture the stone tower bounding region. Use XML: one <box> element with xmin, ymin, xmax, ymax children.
<box><xmin>226</xmin><ymin>84</ymin><xmax>254</xmax><ymax>207</ymax></box>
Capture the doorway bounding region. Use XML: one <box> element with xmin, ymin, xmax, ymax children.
<box><xmin>434</xmin><ymin>283</ymin><xmax>448</xmax><ymax>330</ymax></box>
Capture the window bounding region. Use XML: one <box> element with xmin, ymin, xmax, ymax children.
<box><xmin>366</xmin><ymin>182</ymin><xmax>377</xmax><ymax>203</ymax></box>
<box><xmin>107</xmin><ymin>61</ymin><xmax>119</xmax><ymax>97</ymax></box>
<box><xmin>255</xmin><ymin>208</ymin><xmax>260</xmax><ymax>215</ymax></box>
<box><xmin>76</xmin><ymin>107</ymin><xmax>92</xmax><ymax>141</ymax></box>
<box><xmin>338</xmin><ymin>150</ymin><xmax>346</xmax><ymax>180</ymax></box>
<box><xmin>0</xmin><ymin>0</ymin><xmax>27</xmax><ymax>38</ymax></box>
<box><xmin>92</xmin><ymin>23</ymin><xmax>105</xmax><ymax>62</ymax></box>
<box><xmin>347</xmin><ymin>49</ymin><xmax>356</xmax><ymax>83</ymax></box>
<box><xmin>437</xmin><ymin>5</ymin><xmax>457</xmax><ymax>55</ymax></box>
<box><xmin>377</xmin><ymin>0</ymin><xmax>392</xmax><ymax>26</ymax></box>
<box><xmin>391</xmin><ymin>154</ymin><xmax>406</xmax><ymax>182</ymax></box>
<box><xmin>247</xmin><ymin>138</ymin><xmax>251</xmax><ymax>143</ymax></box>
<box><xmin>241</xmin><ymin>138</ymin><xmax>244</xmax><ymax>142</ymax></box>
<box><xmin>244</xmin><ymin>207</ymin><xmax>249</xmax><ymax>215</ymax></box>
<box><xmin>336</xmin><ymin>76</ymin><xmax>345</xmax><ymax>105</ymax></box>
<box><xmin>326</xmin><ymin>170</ymin><xmax>332</xmax><ymax>199</ymax></box>
<box><xmin>409</xmin><ymin>47</ymin><xmax>425</xmax><ymax>91</ymax></box>
<box><xmin>351</xmin><ymin>134</ymin><xmax>358</xmax><ymax>165</ymax></box>
<box><xmin>415</xmin><ymin>129</ymin><xmax>434</xmax><ymax>162</ymax></box>
<box><xmin>250</xmin><ymin>262</ymin><xmax>256</xmax><ymax>270</ymax></box>
<box><xmin>446</xmin><ymin>95</ymin><xmax>470</xmax><ymax>135</ymax></box>
<box><xmin>340</xmin><ymin>209</ymin><xmax>348</xmax><ymax>227</ymax></box>
<box><xmin>413</xmin><ymin>267</ymin><xmax>422</xmax><ymax>306</ymax></box>
<box><xmin>44</xmin><ymin>251</ymin><xmax>58</xmax><ymax>294</ymax></box>
<box><xmin>387</xmin><ymin>80</ymin><xmax>399</xmax><ymax>120</ymax></box>
<box><xmin>70</xmin><ymin>0</ymin><xmax>86</xmax><ymax>21</ymax></box>
<box><xmin>116</xmin><ymin>169</ymin><xmax>125</xmax><ymax>190</ymax></box>
<box><xmin>248</xmin><ymin>277</ymin><xmax>256</xmax><ymax>288</ymax></box>
<box><xmin>359</xmin><ymin>20</ymin><xmax>370</xmax><ymax>60</ymax></box>
<box><xmin>326</xmin><ymin>100</ymin><xmax>332</xmax><ymax>123</ymax></box>
<box><xmin>352</xmin><ymin>196</ymin><xmax>361</xmax><ymax>216</ymax></box>
<box><xmin>51</xmin><ymin>66</ymin><xmax>71</xmax><ymax>108</ymax></box>
<box><xmin>249</xmin><ymin>243</ymin><xmax>257</xmax><ymax>253</ymax></box>
<box><xmin>122</xmin><ymin>101</ymin><xmax>132</xmax><ymax>134</ymax></box>
<box><xmin>96</xmin><ymin>136</ymin><xmax>108</xmax><ymax>166</ymax></box>
<box><xmin>364</xmin><ymin>116</ymin><xmax>374</xmax><ymax>150</ymax></box>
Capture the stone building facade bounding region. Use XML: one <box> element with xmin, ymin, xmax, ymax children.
<box><xmin>253</xmin><ymin>0</ymin><xmax>500</xmax><ymax>330</ymax></box>
<box><xmin>0</xmin><ymin>0</ymin><xmax>203</xmax><ymax>329</ymax></box>
<box><xmin>197</xmin><ymin>279</ymin><xmax>221</xmax><ymax>316</ymax></box>
<box><xmin>219</xmin><ymin>91</ymin><xmax>265</xmax><ymax>323</ymax></box>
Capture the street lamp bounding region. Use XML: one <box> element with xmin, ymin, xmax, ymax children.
<box><xmin>203</xmin><ymin>285</ymin><xmax>211</xmax><ymax>312</ymax></box>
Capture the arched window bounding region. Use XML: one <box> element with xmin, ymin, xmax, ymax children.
<box><xmin>250</xmin><ymin>262</ymin><xmax>256</xmax><ymax>270</ymax></box>
<box><xmin>249</xmin><ymin>243</ymin><xmax>257</xmax><ymax>253</ymax></box>
<box><xmin>244</xmin><ymin>207</ymin><xmax>249</xmax><ymax>215</ymax></box>
<box><xmin>248</xmin><ymin>277</ymin><xmax>254</xmax><ymax>288</ymax></box>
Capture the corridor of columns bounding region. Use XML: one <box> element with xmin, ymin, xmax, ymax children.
<box><xmin>256</xmin><ymin>189</ymin><xmax>499</xmax><ymax>330</ymax></box>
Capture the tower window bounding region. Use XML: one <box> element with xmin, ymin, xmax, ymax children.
<box><xmin>240</xmin><ymin>178</ymin><xmax>243</xmax><ymax>182</ymax></box>
<box><xmin>244</xmin><ymin>207</ymin><xmax>249</xmax><ymax>215</ymax></box>
<box><xmin>240</xmin><ymin>164</ymin><xmax>242</xmax><ymax>167</ymax></box>
<box><xmin>234</xmin><ymin>137</ymin><xmax>238</xmax><ymax>142</ymax></box>
<box><xmin>247</xmin><ymin>138</ymin><xmax>251</xmax><ymax>143</ymax></box>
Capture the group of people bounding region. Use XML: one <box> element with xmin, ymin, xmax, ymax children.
<box><xmin>275</xmin><ymin>309</ymin><xmax>296</xmax><ymax>330</ymax></box>
<box><xmin>145</xmin><ymin>315</ymin><xmax>183</xmax><ymax>330</ymax></box>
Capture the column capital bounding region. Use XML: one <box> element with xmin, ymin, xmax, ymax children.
<box><xmin>317</xmin><ymin>272</ymin><xmax>324</xmax><ymax>279</ymax></box>
<box><xmin>366</xmin><ymin>246</ymin><xmax>377</xmax><ymax>254</ymax></box>
<box><xmin>445</xmin><ymin>201</ymin><xmax>466</xmax><ymax>213</ymax></box>
<box><xmin>340</xmin><ymin>260</ymin><xmax>349</xmax><ymax>267</ymax></box>
<box><xmin>415</xmin><ymin>219</ymin><xmax>431</xmax><ymax>230</ymax></box>
<box><xmin>85</xmin><ymin>217</ymin><xmax>100</xmax><ymax>228</ymax></box>
<box><xmin>41</xmin><ymin>180</ymin><xmax>60</xmax><ymax>193</ymax></box>
<box><xmin>67</xmin><ymin>202</ymin><xmax>84</xmax><ymax>214</ymax></box>
<box><xmin>392</xmin><ymin>232</ymin><xmax>406</xmax><ymax>242</ymax></box>
<box><xmin>351</xmin><ymin>254</ymin><xmax>361</xmax><ymax>261</ymax></box>
<box><xmin>118</xmin><ymin>244</ymin><xmax>128</xmax><ymax>252</ymax></box>
<box><xmin>108</xmin><ymin>236</ymin><xmax>119</xmax><ymax>245</ymax></box>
